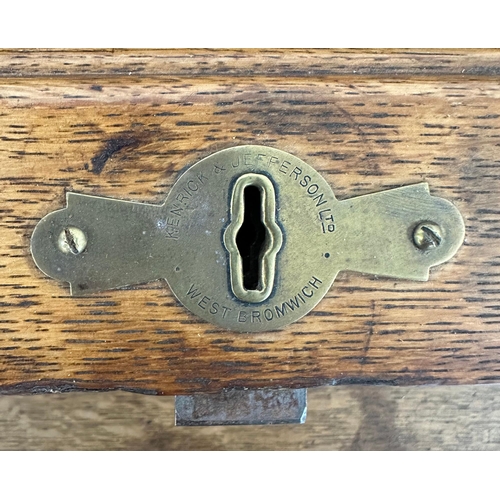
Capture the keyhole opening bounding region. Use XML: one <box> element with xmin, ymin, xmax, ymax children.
<box><xmin>224</xmin><ymin>172</ymin><xmax>282</xmax><ymax>303</ymax></box>
<box><xmin>236</xmin><ymin>185</ymin><xmax>266</xmax><ymax>291</ymax></box>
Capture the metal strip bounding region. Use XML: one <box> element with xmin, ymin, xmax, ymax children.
<box><xmin>175</xmin><ymin>388</ymin><xmax>307</xmax><ymax>426</ymax></box>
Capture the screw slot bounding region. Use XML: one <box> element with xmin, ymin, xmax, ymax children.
<box><xmin>413</xmin><ymin>222</ymin><xmax>442</xmax><ymax>251</ymax></box>
<box><xmin>58</xmin><ymin>227</ymin><xmax>87</xmax><ymax>255</ymax></box>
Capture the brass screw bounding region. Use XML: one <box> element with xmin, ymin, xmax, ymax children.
<box><xmin>413</xmin><ymin>222</ymin><xmax>442</xmax><ymax>251</ymax></box>
<box><xmin>58</xmin><ymin>227</ymin><xmax>87</xmax><ymax>255</ymax></box>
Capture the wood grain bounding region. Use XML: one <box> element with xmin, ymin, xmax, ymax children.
<box><xmin>2</xmin><ymin>49</ymin><xmax>500</xmax><ymax>77</ymax></box>
<box><xmin>2</xmin><ymin>385</ymin><xmax>500</xmax><ymax>450</ymax></box>
<box><xmin>0</xmin><ymin>49</ymin><xmax>499</xmax><ymax>395</ymax></box>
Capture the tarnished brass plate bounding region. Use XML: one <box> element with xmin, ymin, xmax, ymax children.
<box><xmin>30</xmin><ymin>145</ymin><xmax>465</xmax><ymax>332</ymax></box>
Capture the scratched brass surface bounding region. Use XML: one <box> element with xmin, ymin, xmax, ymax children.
<box><xmin>30</xmin><ymin>146</ymin><xmax>463</xmax><ymax>332</ymax></box>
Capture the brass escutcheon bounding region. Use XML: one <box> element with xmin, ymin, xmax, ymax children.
<box><xmin>30</xmin><ymin>145</ymin><xmax>465</xmax><ymax>332</ymax></box>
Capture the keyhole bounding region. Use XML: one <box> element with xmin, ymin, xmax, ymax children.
<box><xmin>236</xmin><ymin>186</ymin><xmax>266</xmax><ymax>291</ymax></box>
<box><xmin>223</xmin><ymin>173</ymin><xmax>283</xmax><ymax>303</ymax></box>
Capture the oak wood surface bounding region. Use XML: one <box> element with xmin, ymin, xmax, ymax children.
<box><xmin>2</xmin><ymin>385</ymin><xmax>500</xmax><ymax>450</ymax></box>
<box><xmin>0</xmin><ymin>49</ymin><xmax>499</xmax><ymax>395</ymax></box>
